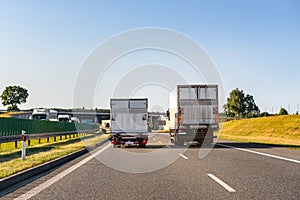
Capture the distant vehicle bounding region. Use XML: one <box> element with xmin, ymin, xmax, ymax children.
<box><xmin>31</xmin><ymin>108</ymin><xmax>48</xmax><ymax>120</ymax></box>
<box><xmin>170</xmin><ymin>85</ymin><xmax>219</xmax><ymax>146</ymax></box>
<box><xmin>70</xmin><ymin>117</ymin><xmax>80</xmax><ymax>123</ymax></box>
<box><xmin>31</xmin><ymin>108</ymin><xmax>58</xmax><ymax>121</ymax></box>
<box><xmin>109</xmin><ymin>98</ymin><xmax>148</xmax><ymax>148</ymax></box>
<box><xmin>49</xmin><ymin>109</ymin><xmax>58</xmax><ymax>121</ymax></box>
<box><xmin>58</xmin><ymin>114</ymin><xmax>71</xmax><ymax>122</ymax></box>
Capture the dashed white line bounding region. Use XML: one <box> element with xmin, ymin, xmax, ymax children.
<box><xmin>179</xmin><ymin>153</ymin><xmax>188</xmax><ymax>160</ymax></box>
<box><xmin>14</xmin><ymin>143</ymin><xmax>111</xmax><ymax>200</ymax></box>
<box><xmin>207</xmin><ymin>174</ymin><xmax>236</xmax><ymax>193</ymax></box>
<box><xmin>217</xmin><ymin>143</ymin><xmax>300</xmax><ymax>164</ymax></box>
<box><xmin>158</xmin><ymin>141</ymin><xmax>162</xmax><ymax>144</ymax></box>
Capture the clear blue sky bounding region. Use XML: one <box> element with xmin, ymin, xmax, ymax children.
<box><xmin>0</xmin><ymin>0</ymin><xmax>299</xmax><ymax>113</ymax></box>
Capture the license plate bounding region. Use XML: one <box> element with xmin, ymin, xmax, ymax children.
<box><xmin>125</xmin><ymin>141</ymin><xmax>134</xmax><ymax>145</ymax></box>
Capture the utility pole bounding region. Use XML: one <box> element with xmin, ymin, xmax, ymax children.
<box><xmin>272</xmin><ymin>107</ymin><xmax>273</xmax><ymax>114</ymax></box>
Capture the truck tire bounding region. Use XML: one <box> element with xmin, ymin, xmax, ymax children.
<box><xmin>175</xmin><ymin>138</ymin><xmax>184</xmax><ymax>146</ymax></box>
<box><xmin>202</xmin><ymin>137</ymin><xmax>213</xmax><ymax>147</ymax></box>
<box><xmin>138</xmin><ymin>143</ymin><xmax>146</xmax><ymax>148</ymax></box>
<box><xmin>197</xmin><ymin>139</ymin><xmax>204</xmax><ymax>146</ymax></box>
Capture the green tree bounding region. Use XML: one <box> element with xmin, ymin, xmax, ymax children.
<box><xmin>224</xmin><ymin>88</ymin><xmax>245</xmax><ymax>117</ymax></box>
<box><xmin>244</xmin><ymin>94</ymin><xmax>260</xmax><ymax>117</ymax></box>
<box><xmin>279</xmin><ymin>107</ymin><xmax>288</xmax><ymax>115</ymax></box>
<box><xmin>1</xmin><ymin>86</ymin><xmax>29</xmax><ymax>111</ymax></box>
<box><xmin>224</xmin><ymin>88</ymin><xmax>260</xmax><ymax>118</ymax></box>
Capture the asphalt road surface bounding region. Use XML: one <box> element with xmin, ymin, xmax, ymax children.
<box><xmin>1</xmin><ymin>133</ymin><xmax>300</xmax><ymax>200</ymax></box>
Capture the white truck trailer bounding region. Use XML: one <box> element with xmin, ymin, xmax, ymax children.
<box><xmin>31</xmin><ymin>108</ymin><xmax>58</xmax><ymax>121</ymax></box>
<box><xmin>58</xmin><ymin>114</ymin><xmax>71</xmax><ymax>122</ymax></box>
<box><xmin>109</xmin><ymin>98</ymin><xmax>148</xmax><ymax>148</ymax></box>
<box><xmin>171</xmin><ymin>85</ymin><xmax>219</xmax><ymax>146</ymax></box>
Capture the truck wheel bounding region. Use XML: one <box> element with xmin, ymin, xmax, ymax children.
<box><xmin>138</xmin><ymin>144</ymin><xmax>146</xmax><ymax>148</ymax></box>
<box><xmin>202</xmin><ymin>139</ymin><xmax>213</xmax><ymax>147</ymax></box>
<box><xmin>197</xmin><ymin>139</ymin><xmax>204</xmax><ymax>146</ymax></box>
<box><xmin>175</xmin><ymin>139</ymin><xmax>184</xmax><ymax>146</ymax></box>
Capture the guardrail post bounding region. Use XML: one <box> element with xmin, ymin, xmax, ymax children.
<box><xmin>15</xmin><ymin>141</ymin><xmax>17</xmax><ymax>148</ymax></box>
<box><xmin>21</xmin><ymin>130</ymin><xmax>26</xmax><ymax>161</ymax></box>
<box><xmin>54</xmin><ymin>136</ymin><xmax>56</xmax><ymax>142</ymax></box>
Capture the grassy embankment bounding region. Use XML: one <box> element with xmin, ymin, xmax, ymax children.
<box><xmin>0</xmin><ymin>132</ymin><xmax>109</xmax><ymax>179</ymax></box>
<box><xmin>218</xmin><ymin>115</ymin><xmax>300</xmax><ymax>148</ymax></box>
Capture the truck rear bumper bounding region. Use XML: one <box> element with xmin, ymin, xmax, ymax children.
<box><xmin>109</xmin><ymin>132</ymin><xmax>148</xmax><ymax>147</ymax></box>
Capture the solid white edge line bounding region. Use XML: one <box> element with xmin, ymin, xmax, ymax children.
<box><xmin>14</xmin><ymin>143</ymin><xmax>111</xmax><ymax>200</ymax></box>
<box><xmin>179</xmin><ymin>153</ymin><xmax>188</xmax><ymax>160</ymax></box>
<box><xmin>217</xmin><ymin>143</ymin><xmax>300</xmax><ymax>164</ymax></box>
<box><xmin>207</xmin><ymin>173</ymin><xmax>236</xmax><ymax>193</ymax></box>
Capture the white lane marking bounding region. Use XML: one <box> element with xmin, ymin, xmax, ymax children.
<box><xmin>217</xmin><ymin>143</ymin><xmax>300</xmax><ymax>164</ymax></box>
<box><xmin>179</xmin><ymin>153</ymin><xmax>188</xmax><ymax>160</ymax></box>
<box><xmin>158</xmin><ymin>141</ymin><xmax>162</xmax><ymax>144</ymax></box>
<box><xmin>153</xmin><ymin>138</ymin><xmax>156</xmax><ymax>141</ymax></box>
<box><xmin>14</xmin><ymin>143</ymin><xmax>111</xmax><ymax>200</ymax></box>
<box><xmin>207</xmin><ymin>174</ymin><xmax>236</xmax><ymax>193</ymax></box>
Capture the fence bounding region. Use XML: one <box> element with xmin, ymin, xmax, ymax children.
<box><xmin>0</xmin><ymin>117</ymin><xmax>99</xmax><ymax>136</ymax></box>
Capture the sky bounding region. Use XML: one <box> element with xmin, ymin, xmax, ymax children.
<box><xmin>0</xmin><ymin>0</ymin><xmax>299</xmax><ymax>113</ymax></box>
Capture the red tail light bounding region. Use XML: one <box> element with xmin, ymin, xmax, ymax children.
<box><xmin>178</xmin><ymin>107</ymin><xmax>183</xmax><ymax>125</ymax></box>
<box><xmin>120</xmin><ymin>141</ymin><xmax>125</xmax><ymax>145</ymax></box>
<box><xmin>141</xmin><ymin>139</ymin><xmax>147</xmax><ymax>144</ymax></box>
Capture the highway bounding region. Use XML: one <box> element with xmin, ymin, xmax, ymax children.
<box><xmin>2</xmin><ymin>133</ymin><xmax>300</xmax><ymax>200</ymax></box>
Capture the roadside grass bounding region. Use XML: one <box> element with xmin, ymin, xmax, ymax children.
<box><xmin>217</xmin><ymin>115</ymin><xmax>300</xmax><ymax>149</ymax></box>
<box><xmin>0</xmin><ymin>133</ymin><xmax>109</xmax><ymax>179</ymax></box>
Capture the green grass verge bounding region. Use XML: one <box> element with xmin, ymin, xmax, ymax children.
<box><xmin>0</xmin><ymin>133</ymin><xmax>109</xmax><ymax>179</ymax></box>
<box><xmin>217</xmin><ymin>115</ymin><xmax>300</xmax><ymax>149</ymax></box>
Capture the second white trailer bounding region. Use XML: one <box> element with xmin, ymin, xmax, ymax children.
<box><xmin>109</xmin><ymin>98</ymin><xmax>148</xmax><ymax>148</ymax></box>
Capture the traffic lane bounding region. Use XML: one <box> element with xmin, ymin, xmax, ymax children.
<box><xmin>181</xmin><ymin>144</ymin><xmax>300</xmax><ymax>199</ymax></box>
<box><xmin>26</xmin><ymin>146</ymin><xmax>236</xmax><ymax>200</ymax></box>
<box><xmin>29</xmin><ymin>159</ymin><xmax>230</xmax><ymax>200</ymax></box>
<box><xmin>6</xmin><ymin>141</ymin><xmax>300</xmax><ymax>200</ymax></box>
